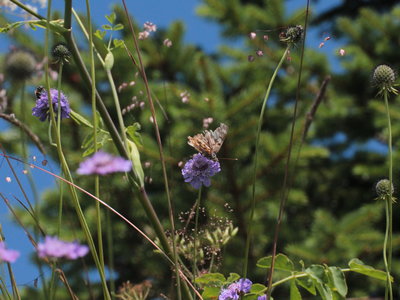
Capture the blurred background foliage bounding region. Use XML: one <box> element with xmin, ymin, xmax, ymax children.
<box><xmin>2</xmin><ymin>0</ymin><xmax>400</xmax><ymax>298</ymax></box>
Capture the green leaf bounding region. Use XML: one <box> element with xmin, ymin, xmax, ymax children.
<box><xmin>242</xmin><ymin>295</ymin><xmax>258</xmax><ymax>300</ymax></box>
<box><xmin>296</xmin><ymin>276</ymin><xmax>316</xmax><ymax>295</ymax></box>
<box><xmin>250</xmin><ymin>283</ymin><xmax>266</xmax><ymax>294</ymax></box>
<box><xmin>305</xmin><ymin>265</ymin><xmax>332</xmax><ymax>300</ymax></box>
<box><xmin>113</xmin><ymin>23</ymin><xmax>124</xmax><ymax>31</ymax></box>
<box><xmin>256</xmin><ymin>253</ymin><xmax>294</xmax><ymax>271</ymax></box>
<box><xmin>195</xmin><ymin>273</ymin><xmax>226</xmax><ymax>286</ymax></box>
<box><xmin>348</xmin><ymin>258</ymin><xmax>392</xmax><ymax>282</ymax></box>
<box><xmin>290</xmin><ymin>279</ymin><xmax>302</xmax><ymax>300</ymax></box>
<box><xmin>113</xmin><ymin>39</ymin><xmax>124</xmax><ymax>49</ymax></box>
<box><xmin>201</xmin><ymin>286</ymin><xmax>220</xmax><ymax>300</ymax></box>
<box><xmin>105</xmin><ymin>12</ymin><xmax>116</xmax><ymax>24</ymax></box>
<box><xmin>327</xmin><ymin>267</ymin><xmax>347</xmax><ymax>297</ymax></box>
<box><xmin>226</xmin><ymin>273</ymin><xmax>240</xmax><ymax>283</ymax></box>
<box><xmin>126</xmin><ymin>123</ymin><xmax>143</xmax><ymax>146</ymax></box>
<box><xmin>70</xmin><ymin>110</ymin><xmax>94</xmax><ymax>128</ymax></box>
<box><xmin>94</xmin><ymin>29</ymin><xmax>106</xmax><ymax>40</ymax></box>
<box><xmin>102</xmin><ymin>24</ymin><xmax>113</xmax><ymax>30</ymax></box>
<box><xmin>127</xmin><ymin>140</ymin><xmax>144</xmax><ymax>187</ymax></box>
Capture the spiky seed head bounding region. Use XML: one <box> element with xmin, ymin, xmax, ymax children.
<box><xmin>52</xmin><ymin>43</ymin><xmax>71</xmax><ymax>64</ymax></box>
<box><xmin>4</xmin><ymin>50</ymin><xmax>36</xmax><ymax>82</ymax></box>
<box><xmin>376</xmin><ymin>179</ymin><xmax>394</xmax><ymax>197</ymax></box>
<box><xmin>372</xmin><ymin>65</ymin><xmax>398</xmax><ymax>95</ymax></box>
<box><xmin>280</xmin><ymin>25</ymin><xmax>304</xmax><ymax>46</ymax></box>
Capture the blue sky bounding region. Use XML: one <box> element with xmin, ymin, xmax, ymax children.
<box><xmin>0</xmin><ymin>0</ymin><xmax>344</xmax><ymax>290</ymax></box>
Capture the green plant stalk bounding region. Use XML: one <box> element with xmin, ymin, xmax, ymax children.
<box><xmin>85</xmin><ymin>0</ymin><xmax>104</xmax><ymax>272</ymax></box>
<box><xmin>56</xmin><ymin>63</ymin><xmax>64</xmax><ymax>236</ymax></box>
<box><xmin>193</xmin><ymin>187</ymin><xmax>202</xmax><ymax>296</ymax></box>
<box><xmin>106</xmin><ymin>209</ymin><xmax>116</xmax><ymax>295</ymax></box>
<box><xmin>243</xmin><ymin>46</ymin><xmax>290</xmax><ymax>277</ymax></box>
<box><xmin>119</xmin><ymin>1</ymin><xmax>183</xmax><ymax>298</ymax></box>
<box><xmin>44</xmin><ymin>1</ymin><xmax>111</xmax><ymax>299</ymax></box>
<box><xmin>383</xmin><ymin>90</ymin><xmax>393</xmax><ymax>300</ymax></box>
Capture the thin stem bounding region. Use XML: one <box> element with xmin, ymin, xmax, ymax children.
<box><xmin>120</xmin><ymin>1</ymin><xmax>183</xmax><ymax>298</ymax></box>
<box><xmin>383</xmin><ymin>91</ymin><xmax>393</xmax><ymax>300</ymax></box>
<box><xmin>45</xmin><ymin>1</ymin><xmax>111</xmax><ymax>298</ymax></box>
<box><xmin>243</xmin><ymin>46</ymin><xmax>290</xmax><ymax>277</ymax></box>
<box><xmin>56</xmin><ymin>63</ymin><xmax>64</xmax><ymax>236</ymax></box>
<box><xmin>193</xmin><ymin>187</ymin><xmax>202</xmax><ymax>295</ymax></box>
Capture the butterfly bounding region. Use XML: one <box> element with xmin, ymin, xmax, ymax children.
<box><xmin>35</xmin><ymin>86</ymin><xmax>45</xmax><ymax>99</ymax></box>
<box><xmin>188</xmin><ymin>123</ymin><xmax>228</xmax><ymax>160</ymax></box>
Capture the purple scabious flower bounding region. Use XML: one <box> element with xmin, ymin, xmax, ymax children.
<box><xmin>0</xmin><ymin>242</ymin><xmax>20</xmax><ymax>263</ymax></box>
<box><xmin>218</xmin><ymin>278</ymin><xmax>253</xmax><ymax>300</ymax></box>
<box><xmin>258</xmin><ymin>295</ymin><xmax>267</xmax><ymax>300</ymax></box>
<box><xmin>181</xmin><ymin>153</ymin><xmax>221</xmax><ymax>189</ymax></box>
<box><xmin>77</xmin><ymin>151</ymin><xmax>132</xmax><ymax>175</ymax></box>
<box><xmin>32</xmin><ymin>88</ymin><xmax>71</xmax><ymax>121</ymax></box>
<box><xmin>37</xmin><ymin>236</ymin><xmax>89</xmax><ymax>260</ymax></box>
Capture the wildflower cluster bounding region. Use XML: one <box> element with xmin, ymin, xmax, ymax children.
<box><xmin>218</xmin><ymin>278</ymin><xmax>252</xmax><ymax>300</ymax></box>
<box><xmin>77</xmin><ymin>151</ymin><xmax>132</xmax><ymax>175</ymax></box>
<box><xmin>37</xmin><ymin>236</ymin><xmax>89</xmax><ymax>260</ymax></box>
<box><xmin>32</xmin><ymin>88</ymin><xmax>71</xmax><ymax>121</ymax></box>
<box><xmin>372</xmin><ymin>64</ymin><xmax>398</xmax><ymax>95</ymax></box>
<box><xmin>182</xmin><ymin>153</ymin><xmax>221</xmax><ymax>189</ymax></box>
<box><xmin>0</xmin><ymin>242</ymin><xmax>20</xmax><ymax>263</ymax></box>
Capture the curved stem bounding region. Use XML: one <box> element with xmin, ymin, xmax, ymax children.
<box><xmin>383</xmin><ymin>91</ymin><xmax>393</xmax><ymax>300</ymax></box>
<box><xmin>56</xmin><ymin>63</ymin><xmax>64</xmax><ymax>236</ymax></box>
<box><xmin>243</xmin><ymin>46</ymin><xmax>290</xmax><ymax>277</ymax></box>
<box><xmin>193</xmin><ymin>187</ymin><xmax>202</xmax><ymax>295</ymax></box>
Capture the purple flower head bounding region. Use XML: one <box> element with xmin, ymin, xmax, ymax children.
<box><xmin>32</xmin><ymin>88</ymin><xmax>71</xmax><ymax>122</ymax></box>
<box><xmin>77</xmin><ymin>151</ymin><xmax>132</xmax><ymax>175</ymax></box>
<box><xmin>181</xmin><ymin>153</ymin><xmax>221</xmax><ymax>189</ymax></box>
<box><xmin>258</xmin><ymin>295</ymin><xmax>267</xmax><ymax>300</ymax></box>
<box><xmin>0</xmin><ymin>242</ymin><xmax>20</xmax><ymax>263</ymax></box>
<box><xmin>37</xmin><ymin>236</ymin><xmax>89</xmax><ymax>260</ymax></box>
<box><xmin>218</xmin><ymin>278</ymin><xmax>252</xmax><ymax>300</ymax></box>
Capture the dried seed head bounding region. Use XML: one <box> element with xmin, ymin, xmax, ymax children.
<box><xmin>376</xmin><ymin>179</ymin><xmax>394</xmax><ymax>197</ymax></box>
<box><xmin>280</xmin><ymin>25</ymin><xmax>304</xmax><ymax>46</ymax></box>
<box><xmin>372</xmin><ymin>64</ymin><xmax>398</xmax><ymax>95</ymax></box>
<box><xmin>52</xmin><ymin>43</ymin><xmax>71</xmax><ymax>64</ymax></box>
<box><xmin>4</xmin><ymin>50</ymin><xmax>36</xmax><ymax>82</ymax></box>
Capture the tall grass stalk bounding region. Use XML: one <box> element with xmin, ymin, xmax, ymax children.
<box><xmin>383</xmin><ymin>90</ymin><xmax>393</xmax><ymax>300</ymax></box>
<box><xmin>120</xmin><ymin>1</ymin><xmax>184</xmax><ymax>298</ymax></box>
<box><xmin>44</xmin><ymin>1</ymin><xmax>111</xmax><ymax>298</ymax></box>
<box><xmin>193</xmin><ymin>186</ymin><xmax>202</xmax><ymax>296</ymax></box>
<box><xmin>242</xmin><ymin>46</ymin><xmax>290</xmax><ymax>278</ymax></box>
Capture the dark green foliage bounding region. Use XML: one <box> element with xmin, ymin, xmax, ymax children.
<box><xmin>2</xmin><ymin>1</ymin><xmax>400</xmax><ymax>299</ymax></box>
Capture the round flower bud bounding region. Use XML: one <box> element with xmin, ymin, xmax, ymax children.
<box><xmin>52</xmin><ymin>43</ymin><xmax>71</xmax><ymax>64</ymax></box>
<box><xmin>376</xmin><ymin>179</ymin><xmax>394</xmax><ymax>197</ymax></box>
<box><xmin>4</xmin><ymin>50</ymin><xmax>36</xmax><ymax>82</ymax></box>
<box><xmin>372</xmin><ymin>65</ymin><xmax>397</xmax><ymax>95</ymax></box>
<box><xmin>280</xmin><ymin>25</ymin><xmax>304</xmax><ymax>45</ymax></box>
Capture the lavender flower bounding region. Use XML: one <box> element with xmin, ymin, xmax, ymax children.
<box><xmin>0</xmin><ymin>242</ymin><xmax>20</xmax><ymax>263</ymax></box>
<box><xmin>181</xmin><ymin>153</ymin><xmax>221</xmax><ymax>189</ymax></box>
<box><xmin>32</xmin><ymin>88</ymin><xmax>71</xmax><ymax>121</ymax></box>
<box><xmin>218</xmin><ymin>278</ymin><xmax>253</xmax><ymax>300</ymax></box>
<box><xmin>258</xmin><ymin>295</ymin><xmax>267</xmax><ymax>300</ymax></box>
<box><xmin>37</xmin><ymin>236</ymin><xmax>89</xmax><ymax>260</ymax></box>
<box><xmin>77</xmin><ymin>151</ymin><xmax>132</xmax><ymax>175</ymax></box>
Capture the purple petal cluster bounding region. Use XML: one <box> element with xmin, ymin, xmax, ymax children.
<box><xmin>258</xmin><ymin>295</ymin><xmax>267</xmax><ymax>300</ymax></box>
<box><xmin>37</xmin><ymin>236</ymin><xmax>89</xmax><ymax>260</ymax></box>
<box><xmin>77</xmin><ymin>151</ymin><xmax>132</xmax><ymax>175</ymax></box>
<box><xmin>182</xmin><ymin>153</ymin><xmax>221</xmax><ymax>189</ymax></box>
<box><xmin>0</xmin><ymin>242</ymin><xmax>20</xmax><ymax>263</ymax></box>
<box><xmin>219</xmin><ymin>278</ymin><xmax>252</xmax><ymax>300</ymax></box>
<box><xmin>32</xmin><ymin>88</ymin><xmax>71</xmax><ymax>121</ymax></box>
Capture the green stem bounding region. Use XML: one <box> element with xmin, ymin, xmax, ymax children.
<box><xmin>243</xmin><ymin>46</ymin><xmax>290</xmax><ymax>277</ymax></box>
<box><xmin>56</xmin><ymin>63</ymin><xmax>64</xmax><ymax>236</ymax></box>
<box><xmin>85</xmin><ymin>0</ymin><xmax>104</xmax><ymax>272</ymax></box>
<box><xmin>106</xmin><ymin>209</ymin><xmax>116</xmax><ymax>295</ymax></box>
<box><xmin>193</xmin><ymin>187</ymin><xmax>202</xmax><ymax>294</ymax></box>
<box><xmin>383</xmin><ymin>91</ymin><xmax>393</xmax><ymax>300</ymax></box>
<box><xmin>44</xmin><ymin>1</ymin><xmax>111</xmax><ymax>299</ymax></box>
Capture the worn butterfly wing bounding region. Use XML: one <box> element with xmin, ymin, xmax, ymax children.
<box><xmin>188</xmin><ymin>123</ymin><xmax>229</xmax><ymax>159</ymax></box>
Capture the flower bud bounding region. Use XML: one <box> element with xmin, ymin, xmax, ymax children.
<box><xmin>52</xmin><ymin>43</ymin><xmax>71</xmax><ymax>64</ymax></box>
<box><xmin>4</xmin><ymin>50</ymin><xmax>36</xmax><ymax>82</ymax></box>
<box><xmin>376</xmin><ymin>179</ymin><xmax>394</xmax><ymax>197</ymax></box>
<box><xmin>279</xmin><ymin>25</ymin><xmax>304</xmax><ymax>46</ymax></box>
<box><xmin>372</xmin><ymin>65</ymin><xmax>397</xmax><ymax>95</ymax></box>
